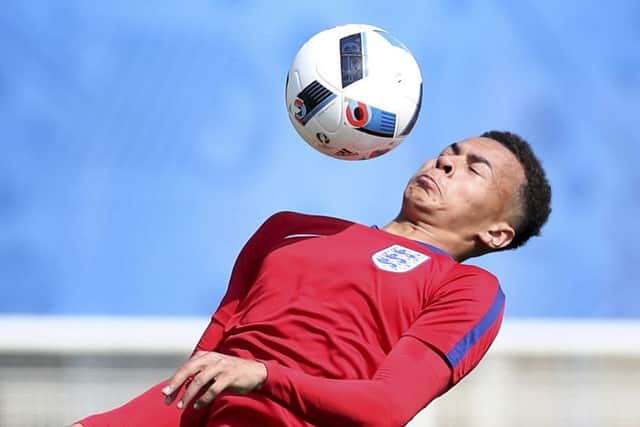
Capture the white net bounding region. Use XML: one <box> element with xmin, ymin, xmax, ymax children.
<box><xmin>1</xmin><ymin>317</ymin><xmax>638</xmax><ymax>427</ymax></box>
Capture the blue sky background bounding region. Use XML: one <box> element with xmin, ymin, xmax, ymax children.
<box><xmin>1</xmin><ymin>0</ymin><xmax>638</xmax><ymax>317</ymax></box>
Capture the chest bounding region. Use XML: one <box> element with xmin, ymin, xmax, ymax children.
<box><xmin>248</xmin><ymin>228</ymin><xmax>441</xmax><ymax>326</ymax></box>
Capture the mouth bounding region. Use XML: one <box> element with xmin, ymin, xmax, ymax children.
<box><xmin>416</xmin><ymin>174</ymin><xmax>441</xmax><ymax>194</ymax></box>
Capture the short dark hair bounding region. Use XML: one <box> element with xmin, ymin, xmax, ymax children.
<box><xmin>481</xmin><ymin>130</ymin><xmax>552</xmax><ymax>250</ymax></box>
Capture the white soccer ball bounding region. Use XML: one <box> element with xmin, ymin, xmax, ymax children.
<box><xmin>285</xmin><ymin>24</ymin><xmax>423</xmax><ymax>160</ymax></box>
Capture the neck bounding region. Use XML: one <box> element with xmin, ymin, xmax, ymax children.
<box><xmin>381</xmin><ymin>218</ymin><xmax>471</xmax><ymax>262</ymax></box>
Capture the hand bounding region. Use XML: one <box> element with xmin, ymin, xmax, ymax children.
<box><xmin>162</xmin><ymin>351</ymin><xmax>267</xmax><ymax>410</ymax></box>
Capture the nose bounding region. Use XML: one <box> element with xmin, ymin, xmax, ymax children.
<box><xmin>436</xmin><ymin>155</ymin><xmax>455</xmax><ymax>176</ymax></box>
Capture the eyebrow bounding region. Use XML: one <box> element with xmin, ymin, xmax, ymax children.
<box><xmin>449</xmin><ymin>142</ymin><xmax>493</xmax><ymax>172</ymax></box>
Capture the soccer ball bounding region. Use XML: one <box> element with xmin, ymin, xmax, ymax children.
<box><xmin>285</xmin><ymin>24</ymin><xmax>423</xmax><ymax>160</ymax></box>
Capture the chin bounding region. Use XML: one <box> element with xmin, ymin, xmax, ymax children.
<box><xmin>400</xmin><ymin>198</ymin><xmax>434</xmax><ymax>222</ymax></box>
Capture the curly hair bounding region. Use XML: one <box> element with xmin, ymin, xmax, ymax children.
<box><xmin>481</xmin><ymin>130</ymin><xmax>552</xmax><ymax>250</ymax></box>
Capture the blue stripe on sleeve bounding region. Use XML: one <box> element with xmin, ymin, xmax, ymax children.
<box><xmin>446</xmin><ymin>287</ymin><xmax>505</xmax><ymax>368</ymax></box>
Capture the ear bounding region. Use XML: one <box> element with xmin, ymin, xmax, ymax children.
<box><xmin>478</xmin><ymin>222</ymin><xmax>516</xmax><ymax>250</ymax></box>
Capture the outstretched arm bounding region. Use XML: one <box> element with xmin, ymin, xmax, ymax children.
<box><xmin>72</xmin><ymin>214</ymin><xmax>289</xmax><ymax>427</ymax></box>
<box><xmin>72</xmin><ymin>212</ymin><xmax>353</xmax><ymax>427</ymax></box>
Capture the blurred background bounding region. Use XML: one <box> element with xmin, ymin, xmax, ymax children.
<box><xmin>0</xmin><ymin>0</ymin><xmax>638</xmax><ymax>426</ymax></box>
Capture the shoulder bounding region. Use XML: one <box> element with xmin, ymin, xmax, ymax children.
<box><xmin>443</xmin><ymin>263</ymin><xmax>499</xmax><ymax>286</ymax></box>
<box><xmin>431</xmin><ymin>263</ymin><xmax>503</xmax><ymax>308</ymax></box>
<box><xmin>264</xmin><ymin>210</ymin><xmax>353</xmax><ymax>224</ymax></box>
<box><xmin>260</xmin><ymin>211</ymin><xmax>355</xmax><ymax>233</ymax></box>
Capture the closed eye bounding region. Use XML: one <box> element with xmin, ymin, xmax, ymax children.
<box><xmin>469</xmin><ymin>162</ymin><xmax>491</xmax><ymax>177</ymax></box>
<box><xmin>467</xmin><ymin>153</ymin><xmax>492</xmax><ymax>177</ymax></box>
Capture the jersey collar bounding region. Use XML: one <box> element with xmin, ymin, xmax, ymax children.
<box><xmin>371</xmin><ymin>225</ymin><xmax>453</xmax><ymax>259</ymax></box>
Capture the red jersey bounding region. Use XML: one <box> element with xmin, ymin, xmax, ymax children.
<box><xmin>79</xmin><ymin>211</ymin><xmax>505</xmax><ymax>427</ymax></box>
<box><xmin>201</xmin><ymin>211</ymin><xmax>505</xmax><ymax>426</ymax></box>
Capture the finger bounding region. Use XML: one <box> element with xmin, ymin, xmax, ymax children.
<box><xmin>193</xmin><ymin>374</ymin><xmax>231</xmax><ymax>410</ymax></box>
<box><xmin>163</xmin><ymin>358</ymin><xmax>203</xmax><ymax>402</ymax></box>
<box><xmin>178</xmin><ymin>365</ymin><xmax>220</xmax><ymax>409</ymax></box>
<box><xmin>164</xmin><ymin>389</ymin><xmax>178</xmax><ymax>405</ymax></box>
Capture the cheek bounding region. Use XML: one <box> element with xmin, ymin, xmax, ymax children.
<box><xmin>468</xmin><ymin>188</ymin><xmax>503</xmax><ymax>218</ymax></box>
<box><xmin>455</xmin><ymin>181</ymin><xmax>484</xmax><ymax>202</ymax></box>
<box><xmin>451</xmin><ymin>182</ymin><xmax>496</xmax><ymax>214</ymax></box>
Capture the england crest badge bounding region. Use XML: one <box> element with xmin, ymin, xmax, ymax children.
<box><xmin>372</xmin><ymin>244</ymin><xmax>430</xmax><ymax>273</ymax></box>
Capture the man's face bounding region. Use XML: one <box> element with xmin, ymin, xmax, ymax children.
<box><xmin>403</xmin><ymin>137</ymin><xmax>525</xmax><ymax>240</ymax></box>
